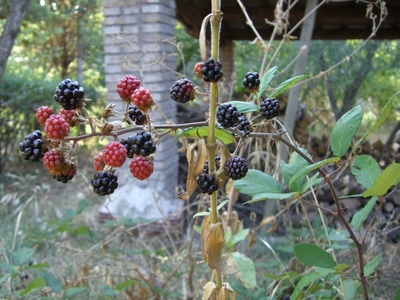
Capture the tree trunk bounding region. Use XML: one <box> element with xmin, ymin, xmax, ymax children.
<box><xmin>0</xmin><ymin>0</ymin><xmax>31</xmax><ymax>83</ymax></box>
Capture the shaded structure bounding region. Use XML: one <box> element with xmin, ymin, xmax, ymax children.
<box><xmin>177</xmin><ymin>0</ymin><xmax>400</xmax><ymax>41</ymax></box>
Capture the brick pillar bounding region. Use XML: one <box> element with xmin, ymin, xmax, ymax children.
<box><xmin>101</xmin><ymin>0</ymin><xmax>181</xmax><ymax>220</ymax></box>
<box><xmin>220</xmin><ymin>39</ymin><xmax>235</xmax><ymax>102</ymax></box>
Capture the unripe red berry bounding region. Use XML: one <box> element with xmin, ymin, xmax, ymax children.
<box><xmin>44</xmin><ymin>114</ymin><xmax>70</xmax><ymax>140</ymax></box>
<box><xmin>129</xmin><ymin>156</ymin><xmax>154</xmax><ymax>180</ymax></box>
<box><xmin>102</xmin><ymin>142</ymin><xmax>127</xmax><ymax>168</ymax></box>
<box><xmin>36</xmin><ymin>106</ymin><xmax>54</xmax><ymax>126</ymax></box>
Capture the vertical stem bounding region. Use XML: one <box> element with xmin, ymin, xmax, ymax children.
<box><xmin>208</xmin><ymin>0</ymin><xmax>223</xmax><ymax>291</ymax></box>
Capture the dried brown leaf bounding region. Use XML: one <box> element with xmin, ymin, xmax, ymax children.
<box><xmin>217</xmin><ymin>282</ymin><xmax>236</xmax><ymax>300</ymax></box>
<box><xmin>202</xmin><ymin>281</ymin><xmax>217</xmax><ymax>300</ymax></box>
<box><xmin>206</xmin><ymin>222</ymin><xmax>237</xmax><ymax>275</ymax></box>
<box><xmin>199</xmin><ymin>14</ymin><xmax>212</xmax><ymax>62</ymax></box>
<box><xmin>185</xmin><ymin>139</ymin><xmax>208</xmax><ymax>199</ymax></box>
<box><xmin>201</xmin><ymin>215</ymin><xmax>211</xmax><ymax>262</ymax></box>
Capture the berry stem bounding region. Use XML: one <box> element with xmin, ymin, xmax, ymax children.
<box><xmin>208</xmin><ymin>0</ymin><xmax>223</xmax><ymax>291</ymax></box>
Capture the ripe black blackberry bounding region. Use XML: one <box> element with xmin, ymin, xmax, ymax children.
<box><xmin>169</xmin><ymin>78</ymin><xmax>195</xmax><ymax>103</ymax></box>
<box><xmin>19</xmin><ymin>130</ymin><xmax>44</xmax><ymax>161</ymax></box>
<box><xmin>260</xmin><ymin>98</ymin><xmax>280</xmax><ymax>120</ymax></box>
<box><xmin>224</xmin><ymin>156</ymin><xmax>248</xmax><ymax>180</ymax></box>
<box><xmin>53</xmin><ymin>79</ymin><xmax>85</xmax><ymax>110</ymax></box>
<box><xmin>217</xmin><ymin>103</ymin><xmax>241</xmax><ymax>128</ymax></box>
<box><xmin>126</xmin><ymin>104</ymin><xmax>147</xmax><ymax>125</ymax></box>
<box><xmin>236</xmin><ymin>116</ymin><xmax>252</xmax><ymax>134</ymax></box>
<box><xmin>242</xmin><ymin>72</ymin><xmax>260</xmax><ymax>92</ymax></box>
<box><xmin>53</xmin><ymin>174</ymin><xmax>73</xmax><ymax>183</ymax></box>
<box><xmin>120</xmin><ymin>131</ymin><xmax>156</xmax><ymax>158</ymax></box>
<box><xmin>91</xmin><ymin>171</ymin><xmax>118</xmax><ymax>196</ymax></box>
<box><xmin>196</xmin><ymin>173</ymin><xmax>218</xmax><ymax>195</ymax></box>
<box><xmin>203</xmin><ymin>156</ymin><xmax>221</xmax><ymax>174</ymax></box>
<box><xmin>201</xmin><ymin>58</ymin><xmax>224</xmax><ymax>83</ymax></box>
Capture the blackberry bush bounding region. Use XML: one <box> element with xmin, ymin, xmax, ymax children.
<box><xmin>91</xmin><ymin>171</ymin><xmax>118</xmax><ymax>196</ymax></box>
<box><xmin>242</xmin><ymin>72</ymin><xmax>260</xmax><ymax>93</ymax></box>
<box><xmin>126</xmin><ymin>104</ymin><xmax>147</xmax><ymax>125</ymax></box>
<box><xmin>201</xmin><ymin>58</ymin><xmax>224</xmax><ymax>83</ymax></box>
<box><xmin>169</xmin><ymin>78</ymin><xmax>196</xmax><ymax>103</ymax></box>
<box><xmin>216</xmin><ymin>103</ymin><xmax>241</xmax><ymax>128</ymax></box>
<box><xmin>260</xmin><ymin>97</ymin><xmax>280</xmax><ymax>120</ymax></box>
<box><xmin>224</xmin><ymin>156</ymin><xmax>248</xmax><ymax>180</ymax></box>
<box><xmin>19</xmin><ymin>130</ymin><xmax>44</xmax><ymax>162</ymax></box>
<box><xmin>196</xmin><ymin>173</ymin><xmax>218</xmax><ymax>195</ymax></box>
<box><xmin>117</xmin><ymin>75</ymin><xmax>141</xmax><ymax>103</ymax></box>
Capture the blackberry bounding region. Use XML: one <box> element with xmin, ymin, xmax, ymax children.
<box><xmin>169</xmin><ymin>78</ymin><xmax>195</xmax><ymax>103</ymax></box>
<box><xmin>19</xmin><ymin>130</ymin><xmax>44</xmax><ymax>161</ymax></box>
<box><xmin>236</xmin><ymin>115</ymin><xmax>252</xmax><ymax>134</ymax></box>
<box><xmin>91</xmin><ymin>171</ymin><xmax>118</xmax><ymax>196</ymax></box>
<box><xmin>126</xmin><ymin>105</ymin><xmax>147</xmax><ymax>125</ymax></box>
<box><xmin>260</xmin><ymin>98</ymin><xmax>280</xmax><ymax>120</ymax></box>
<box><xmin>242</xmin><ymin>72</ymin><xmax>260</xmax><ymax>92</ymax></box>
<box><xmin>53</xmin><ymin>79</ymin><xmax>85</xmax><ymax>110</ymax></box>
<box><xmin>52</xmin><ymin>167</ymin><xmax>76</xmax><ymax>183</ymax></box>
<box><xmin>217</xmin><ymin>103</ymin><xmax>241</xmax><ymax>128</ymax></box>
<box><xmin>120</xmin><ymin>131</ymin><xmax>156</xmax><ymax>158</ymax></box>
<box><xmin>201</xmin><ymin>58</ymin><xmax>224</xmax><ymax>83</ymax></box>
<box><xmin>224</xmin><ymin>156</ymin><xmax>248</xmax><ymax>180</ymax></box>
<box><xmin>203</xmin><ymin>155</ymin><xmax>221</xmax><ymax>174</ymax></box>
<box><xmin>196</xmin><ymin>173</ymin><xmax>218</xmax><ymax>195</ymax></box>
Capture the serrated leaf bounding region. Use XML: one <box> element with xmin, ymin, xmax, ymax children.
<box><xmin>64</xmin><ymin>286</ymin><xmax>88</xmax><ymax>299</ymax></box>
<box><xmin>351</xmin><ymin>155</ymin><xmax>381</xmax><ymax>189</ymax></box>
<box><xmin>228</xmin><ymin>252</ymin><xmax>256</xmax><ymax>288</ymax></box>
<box><xmin>330</xmin><ymin>105</ymin><xmax>363</xmax><ymax>157</ymax></box>
<box><xmin>289</xmin><ymin>157</ymin><xmax>340</xmax><ymax>192</ymax></box>
<box><xmin>12</xmin><ymin>247</ymin><xmax>34</xmax><ymax>266</ymax></box>
<box><xmin>176</xmin><ymin>126</ymin><xmax>235</xmax><ymax>145</ymax></box>
<box><xmin>364</xmin><ymin>252</ymin><xmax>382</xmax><ymax>276</ymax></box>
<box><xmin>290</xmin><ymin>272</ymin><xmax>320</xmax><ymax>300</ymax></box>
<box><xmin>257</xmin><ymin>66</ymin><xmax>278</xmax><ymax>98</ymax></box>
<box><xmin>343</xmin><ymin>279</ymin><xmax>361</xmax><ymax>299</ymax></box>
<box><xmin>233</xmin><ymin>169</ymin><xmax>283</xmax><ymax>197</ymax></box>
<box><xmin>226</xmin><ymin>101</ymin><xmax>259</xmax><ymax>113</ymax></box>
<box><xmin>115</xmin><ymin>279</ymin><xmax>137</xmax><ymax>291</ymax></box>
<box><xmin>75</xmin><ymin>199</ymin><xmax>89</xmax><ymax>215</ymax></box>
<box><xmin>363</xmin><ymin>162</ymin><xmax>400</xmax><ymax>197</ymax></box>
<box><xmin>280</xmin><ymin>148</ymin><xmax>311</xmax><ymax>192</ymax></box>
<box><xmin>350</xmin><ymin>197</ymin><xmax>377</xmax><ymax>231</ymax></box>
<box><xmin>293</xmin><ymin>243</ymin><xmax>336</xmax><ymax>268</ymax></box>
<box><xmin>19</xmin><ymin>278</ymin><xmax>46</xmax><ymax>297</ymax></box>
<box><xmin>243</xmin><ymin>192</ymin><xmax>297</xmax><ymax>204</ymax></box>
<box><xmin>353</xmin><ymin>91</ymin><xmax>400</xmax><ymax>151</ymax></box>
<box><xmin>270</xmin><ymin>75</ymin><xmax>304</xmax><ymax>98</ymax></box>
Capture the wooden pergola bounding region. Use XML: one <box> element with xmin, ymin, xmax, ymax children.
<box><xmin>177</xmin><ymin>0</ymin><xmax>400</xmax><ymax>41</ymax></box>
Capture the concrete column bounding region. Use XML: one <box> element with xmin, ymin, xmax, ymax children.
<box><xmin>101</xmin><ymin>0</ymin><xmax>181</xmax><ymax>220</ymax></box>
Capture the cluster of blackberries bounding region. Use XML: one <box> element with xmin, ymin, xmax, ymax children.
<box><xmin>216</xmin><ymin>103</ymin><xmax>252</xmax><ymax>133</ymax></box>
<box><xmin>120</xmin><ymin>131</ymin><xmax>156</xmax><ymax>158</ymax></box>
<box><xmin>201</xmin><ymin>58</ymin><xmax>224</xmax><ymax>83</ymax></box>
<box><xmin>126</xmin><ymin>104</ymin><xmax>147</xmax><ymax>125</ymax></box>
<box><xmin>242</xmin><ymin>72</ymin><xmax>260</xmax><ymax>92</ymax></box>
<box><xmin>260</xmin><ymin>98</ymin><xmax>280</xmax><ymax>120</ymax></box>
<box><xmin>202</xmin><ymin>156</ymin><xmax>221</xmax><ymax>174</ymax></box>
<box><xmin>224</xmin><ymin>156</ymin><xmax>248</xmax><ymax>180</ymax></box>
<box><xmin>91</xmin><ymin>171</ymin><xmax>118</xmax><ymax>196</ymax></box>
<box><xmin>169</xmin><ymin>78</ymin><xmax>195</xmax><ymax>103</ymax></box>
<box><xmin>19</xmin><ymin>130</ymin><xmax>44</xmax><ymax>162</ymax></box>
<box><xmin>53</xmin><ymin>79</ymin><xmax>85</xmax><ymax>110</ymax></box>
<box><xmin>196</xmin><ymin>174</ymin><xmax>218</xmax><ymax>195</ymax></box>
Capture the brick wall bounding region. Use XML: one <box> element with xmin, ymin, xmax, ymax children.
<box><xmin>102</xmin><ymin>0</ymin><xmax>180</xmax><ymax>218</ymax></box>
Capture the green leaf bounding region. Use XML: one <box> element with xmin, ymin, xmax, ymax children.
<box><xmin>289</xmin><ymin>157</ymin><xmax>340</xmax><ymax>192</ymax></box>
<box><xmin>293</xmin><ymin>243</ymin><xmax>336</xmax><ymax>268</ymax></box>
<box><xmin>350</xmin><ymin>197</ymin><xmax>377</xmax><ymax>231</ymax></box>
<box><xmin>234</xmin><ymin>169</ymin><xmax>282</xmax><ymax>195</ymax></box>
<box><xmin>229</xmin><ymin>252</ymin><xmax>257</xmax><ymax>289</ymax></box>
<box><xmin>270</xmin><ymin>75</ymin><xmax>304</xmax><ymax>98</ymax></box>
<box><xmin>37</xmin><ymin>270</ymin><xmax>63</xmax><ymax>293</ymax></box>
<box><xmin>243</xmin><ymin>192</ymin><xmax>297</xmax><ymax>204</ymax></box>
<box><xmin>0</xmin><ymin>262</ymin><xmax>17</xmax><ymax>273</ymax></box>
<box><xmin>226</xmin><ymin>100</ymin><xmax>259</xmax><ymax>113</ymax></box>
<box><xmin>230</xmin><ymin>228</ymin><xmax>249</xmax><ymax>246</ymax></box>
<box><xmin>176</xmin><ymin>126</ymin><xmax>235</xmax><ymax>145</ymax></box>
<box><xmin>300</xmin><ymin>173</ymin><xmax>324</xmax><ymax>194</ymax></box>
<box><xmin>75</xmin><ymin>199</ymin><xmax>89</xmax><ymax>215</ymax></box>
<box><xmin>257</xmin><ymin>66</ymin><xmax>278</xmax><ymax>98</ymax></box>
<box><xmin>328</xmin><ymin>230</ymin><xmax>350</xmax><ymax>242</ymax></box>
<box><xmin>100</xmin><ymin>285</ymin><xmax>117</xmax><ymax>296</ymax></box>
<box><xmin>353</xmin><ymin>91</ymin><xmax>400</xmax><ymax>151</ymax></box>
<box><xmin>363</xmin><ymin>162</ymin><xmax>400</xmax><ymax>197</ymax></box>
<box><xmin>192</xmin><ymin>211</ymin><xmax>210</xmax><ymax>218</ymax></box>
<box><xmin>394</xmin><ymin>288</ymin><xmax>400</xmax><ymax>300</ymax></box>
<box><xmin>343</xmin><ymin>279</ymin><xmax>361</xmax><ymax>299</ymax></box>
<box><xmin>290</xmin><ymin>272</ymin><xmax>320</xmax><ymax>300</ymax></box>
<box><xmin>351</xmin><ymin>155</ymin><xmax>381</xmax><ymax>189</ymax></box>
<box><xmin>27</xmin><ymin>262</ymin><xmax>49</xmax><ymax>269</ymax></box>
<box><xmin>64</xmin><ymin>286</ymin><xmax>88</xmax><ymax>299</ymax></box>
<box><xmin>364</xmin><ymin>252</ymin><xmax>382</xmax><ymax>276</ymax></box>
<box><xmin>12</xmin><ymin>247</ymin><xmax>34</xmax><ymax>266</ymax></box>
<box><xmin>19</xmin><ymin>278</ymin><xmax>46</xmax><ymax>297</ymax></box>
<box><xmin>115</xmin><ymin>279</ymin><xmax>137</xmax><ymax>291</ymax></box>
<box><xmin>280</xmin><ymin>148</ymin><xmax>311</xmax><ymax>192</ymax></box>
<box><xmin>330</xmin><ymin>105</ymin><xmax>363</xmax><ymax>157</ymax></box>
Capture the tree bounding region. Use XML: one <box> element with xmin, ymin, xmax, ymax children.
<box><xmin>0</xmin><ymin>0</ymin><xmax>31</xmax><ymax>83</ymax></box>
